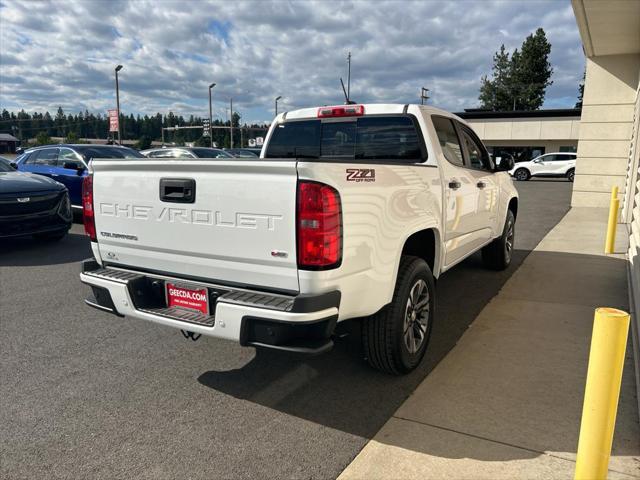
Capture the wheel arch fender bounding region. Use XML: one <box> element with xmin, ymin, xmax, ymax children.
<box><xmin>391</xmin><ymin>226</ymin><xmax>442</xmax><ymax>292</ymax></box>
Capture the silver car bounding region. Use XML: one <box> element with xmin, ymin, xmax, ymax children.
<box><xmin>140</xmin><ymin>147</ymin><xmax>235</xmax><ymax>159</ymax></box>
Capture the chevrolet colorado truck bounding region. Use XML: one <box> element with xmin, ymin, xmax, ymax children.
<box><xmin>79</xmin><ymin>104</ymin><xmax>518</xmax><ymax>374</ymax></box>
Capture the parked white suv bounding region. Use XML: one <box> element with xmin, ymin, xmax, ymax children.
<box><xmin>509</xmin><ymin>152</ymin><xmax>576</xmax><ymax>182</ymax></box>
<box><xmin>79</xmin><ymin>104</ymin><xmax>518</xmax><ymax>374</ymax></box>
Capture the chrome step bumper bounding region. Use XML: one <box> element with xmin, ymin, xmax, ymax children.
<box><xmin>79</xmin><ymin>259</ymin><xmax>340</xmax><ymax>354</ymax></box>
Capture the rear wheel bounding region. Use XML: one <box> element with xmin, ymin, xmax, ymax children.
<box><xmin>567</xmin><ymin>168</ymin><xmax>575</xmax><ymax>182</ymax></box>
<box><xmin>514</xmin><ymin>168</ymin><xmax>530</xmax><ymax>181</ymax></box>
<box><xmin>482</xmin><ymin>210</ymin><xmax>515</xmax><ymax>270</ymax></box>
<box><xmin>362</xmin><ymin>256</ymin><xmax>435</xmax><ymax>375</ymax></box>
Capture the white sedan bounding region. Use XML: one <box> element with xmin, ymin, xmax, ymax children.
<box><xmin>509</xmin><ymin>152</ymin><xmax>576</xmax><ymax>182</ymax></box>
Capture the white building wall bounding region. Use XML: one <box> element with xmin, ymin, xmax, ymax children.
<box><xmin>572</xmin><ymin>54</ymin><xmax>640</xmax><ymax>207</ymax></box>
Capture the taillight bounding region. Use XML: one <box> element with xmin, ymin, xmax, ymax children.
<box><xmin>82</xmin><ymin>175</ymin><xmax>96</xmax><ymax>241</ymax></box>
<box><xmin>297</xmin><ymin>181</ymin><xmax>342</xmax><ymax>269</ymax></box>
<box><xmin>317</xmin><ymin>105</ymin><xmax>364</xmax><ymax>118</ymax></box>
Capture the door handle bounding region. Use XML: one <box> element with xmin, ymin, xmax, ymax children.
<box><xmin>448</xmin><ymin>180</ymin><xmax>461</xmax><ymax>190</ymax></box>
<box><xmin>160</xmin><ymin>178</ymin><xmax>196</xmax><ymax>203</ymax></box>
<box><xmin>51</xmin><ymin>174</ymin><xmax>59</xmax><ymax>177</ymax></box>
<box><xmin>477</xmin><ymin>181</ymin><xmax>486</xmax><ymax>189</ymax></box>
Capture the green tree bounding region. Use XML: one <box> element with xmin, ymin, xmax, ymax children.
<box><xmin>136</xmin><ymin>135</ymin><xmax>152</xmax><ymax>150</ymax></box>
<box><xmin>64</xmin><ymin>131</ymin><xmax>84</xmax><ymax>143</ymax></box>
<box><xmin>35</xmin><ymin>131</ymin><xmax>52</xmax><ymax>146</ymax></box>
<box><xmin>510</xmin><ymin>28</ymin><xmax>553</xmax><ymax>110</ymax></box>
<box><xmin>479</xmin><ymin>45</ymin><xmax>513</xmax><ymax>111</ymax></box>
<box><xmin>575</xmin><ymin>70</ymin><xmax>585</xmax><ymax>108</ymax></box>
<box><xmin>479</xmin><ymin>28</ymin><xmax>553</xmax><ymax>111</ymax></box>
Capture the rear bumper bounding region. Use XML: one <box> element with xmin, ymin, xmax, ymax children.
<box><xmin>79</xmin><ymin>259</ymin><xmax>340</xmax><ymax>354</ymax></box>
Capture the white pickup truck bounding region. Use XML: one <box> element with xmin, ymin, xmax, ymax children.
<box><xmin>80</xmin><ymin>104</ymin><xmax>518</xmax><ymax>374</ymax></box>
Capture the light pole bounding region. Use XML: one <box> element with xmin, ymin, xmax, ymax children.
<box><xmin>420</xmin><ymin>87</ymin><xmax>430</xmax><ymax>105</ymax></box>
<box><xmin>275</xmin><ymin>95</ymin><xmax>282</xmax><ymax>117</ymax></box>
<box><xmin>229</xmin><ymin>98</ymin><xmax>233</xmax><ymax>148</ymax></box>
<box><xmin>115</xmin><ymin>65</ymin><xmax>123</xmax><ymax>144</ymax></box>
<box><xmin>208</xmin><ymin>82</ymin><xmax>216</xmax><ymax>148</ymax></box>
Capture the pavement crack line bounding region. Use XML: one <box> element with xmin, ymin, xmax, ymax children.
<box><xmin>391</xmin><ymin>415</ymin><xmax>640</xmax><ymax>478</ymax></box>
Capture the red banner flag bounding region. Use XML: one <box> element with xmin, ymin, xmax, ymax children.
<box><xmin>108</xmin><ymin>109</ymin><xmax>119</xmax><ymax>133</ymax></box>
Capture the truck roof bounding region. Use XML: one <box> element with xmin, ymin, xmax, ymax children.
<box><xmin>279</xmin><ymin>103</ymin><xmax>461</xmax><ymax>122</ymax></box>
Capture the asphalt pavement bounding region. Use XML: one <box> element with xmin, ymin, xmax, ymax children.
<box><xmin>1</xmin><ymin>179</ymin><xmax>572</xmax><ymax>479</ymax></box>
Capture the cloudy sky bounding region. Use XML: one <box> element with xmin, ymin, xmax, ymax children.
<box><xmin>0</xmin><ymin>0</ymin><xmax>585</xmax><ymax>124</ymax></box>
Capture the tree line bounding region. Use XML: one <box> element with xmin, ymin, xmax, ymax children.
<box><xmin>0</xmin><ymin>107</ymin><xmax>269</xmax><ymax>149</ymax></box>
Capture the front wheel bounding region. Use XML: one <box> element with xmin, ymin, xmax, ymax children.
<box><xmin>514</xmin><ymin>168</ymin><xmax>530</xmax><ymax>181</ymax></box>
<box><xmin>482</xmin><ymin>210</ymin><xmax>515</xmax><ymax>270</ymax></box>
<box><xmin>362</xmin><ymin>256</ymin><xmax>435</xmax><ymax>375</ymax></box>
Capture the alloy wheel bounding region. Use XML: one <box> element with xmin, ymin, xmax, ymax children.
<box><xmin>505</xmin><ymin>220</ymin><xmax>514</xmax><ymax>262</ymax></box>
<box><xmin>403</xmin><ymin>279</ymin><xmax>430</xmax><ymax>354</ymax></box>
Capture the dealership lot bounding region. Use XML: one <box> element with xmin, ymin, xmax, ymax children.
<box><xmin>1</xmin><ymin>180</ymin><xmax>571</xmax><ymax>479</ymax></box>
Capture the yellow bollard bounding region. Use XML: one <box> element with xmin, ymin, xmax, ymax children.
<box><xmin>575</xmin><ymin>308</ymin><xmax>630</xmax><ymax>480</ymax></box>
<box><xmin>604</xmin><ymin>186</ymin><xmax>619</xmax><ymax>254</ymax></box>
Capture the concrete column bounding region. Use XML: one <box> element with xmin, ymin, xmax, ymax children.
<box><xmin>572</xmin><ymin>53</ymin><xmax>640</xmax><ymax>207</ymax></box>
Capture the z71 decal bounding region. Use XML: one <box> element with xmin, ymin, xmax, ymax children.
<box><xmin>346</xmin><ymin>168</ymin><xmax>376</xmax><ymax>182</ymax></box>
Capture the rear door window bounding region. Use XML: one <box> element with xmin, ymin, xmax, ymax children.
<box><xmin>30</xmin><ymin>148</ymin><xmax>59</xmax><ymax>165</ymax></box>
<box><xmin>265</xmin><ymin>115</ymin><xmax>424</xmax><ymax>162</ymax></box>
<box><xmin>57</xmin><ymin>148</ymin><xmax>85</xmax><ymax>168</ymax></box>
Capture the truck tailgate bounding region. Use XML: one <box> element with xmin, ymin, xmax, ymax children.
<box><xmin>91</xmin><ymin>160</ymin><xmax>299</xmax><ymax>292</ymax></box>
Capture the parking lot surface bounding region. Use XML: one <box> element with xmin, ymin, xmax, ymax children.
<box><xmin>1</xmin><ymin>180</ymin><xmax>571</xmax><ymax>479</ymax></box>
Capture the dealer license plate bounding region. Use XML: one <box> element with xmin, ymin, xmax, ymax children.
<box><xmin>166</xmin><ymin>282</ymin><xmax>209</xmax><ymax>314</ymax></box>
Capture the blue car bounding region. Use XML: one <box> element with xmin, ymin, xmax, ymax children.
<box><xmin>16</xmin><ymin>144</ymin><xmax>144</xmax><ymax>208</ymax></box>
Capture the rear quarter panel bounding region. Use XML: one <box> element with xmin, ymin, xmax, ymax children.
<box><xmin>297</xmin><ymin>162</ymin><xmax>443</xmax><ymax>320</ymax></box>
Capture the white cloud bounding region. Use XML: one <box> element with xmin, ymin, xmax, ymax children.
<box><xmin>0</xmin><ymin>0</ymin><xmax>584</xmax><ymax>123</ymax></box>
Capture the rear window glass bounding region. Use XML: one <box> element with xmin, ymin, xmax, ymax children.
<box><xmin>265</xmin><ymin>116</ymin><xmax>423</xmax><ymax>161</ymax></box>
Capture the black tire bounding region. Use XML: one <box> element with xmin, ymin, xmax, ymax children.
<box><xmin>362</xmin><ymin>256</ymin><xmax>435</xmax><ymax>375</ymax></box>
<box><xmin>514</xmin><ymin>168</ymin><xmax>530</xmax><ymax>181</ymax></box>
<box><xmin>33</xmin><ymin>230</ymin><xmax>68</xmax><ymax>241</ymax></box>
<box><xmin>567</xmin><ymin>168</ymin><xmax>575</xmax><ymax>182</ymax></box>
<box><xmin>482</xmin><ymin>210</ymin><xmax>515</xmax><ymax>270</ymax></box>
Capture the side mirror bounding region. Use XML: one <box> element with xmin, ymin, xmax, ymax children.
<box><xmin>495</xmin><ymin>156</ymin><xmax>514</xmax><ymax>172</ymax></box>
<box><xmin>9</xmin><ymin>162</ymin><xmax>18</xmax><ymax>169</ymax></box>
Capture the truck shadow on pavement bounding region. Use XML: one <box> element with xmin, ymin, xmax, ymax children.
<box><xmin>0</xmin><ymin>231</ymin><xmax>91</xmax><ymax>266</ymax></box>
<box><xmin>198</xmin><ymin>249</ymin><xmax>639</xmax><ymax>464</ymax></box>
<box><xmin>198</xmin><ymin>250</ymin><xmax>529</xmax><ymax>439</ymax></box>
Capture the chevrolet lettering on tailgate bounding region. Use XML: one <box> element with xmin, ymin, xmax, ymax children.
<box><xmin>99</xmin><ymin>203</ymin><xmax>283</xmax><ymax>230</ymax></box>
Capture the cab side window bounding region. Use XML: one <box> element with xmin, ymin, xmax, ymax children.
<box><xmin>432</xmin><ymin>116</ymin><xmax>464</xmax><ymax>167</ymax></box>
